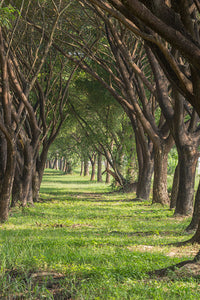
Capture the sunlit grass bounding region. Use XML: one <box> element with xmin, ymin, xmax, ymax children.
<box><xmin>0</xmin><ymin>169</ymin><xmax>199</xmax><ymax>299</ymax></box>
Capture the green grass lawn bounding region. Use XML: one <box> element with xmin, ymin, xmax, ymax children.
<box><xmin>0</xmin><ymin>169</ymin><xmax>199</xmax><ymax>299</ymax></box>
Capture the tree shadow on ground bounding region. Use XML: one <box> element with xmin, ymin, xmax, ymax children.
<box><xmin>149</xmin><ymin>253</ymin><xmax>200</xmax><ymax>279</ymax></box>
<box><xmin>1</xmin><ymin>269</ymin><xmax>72</xmax><ymax>300</ymax></box>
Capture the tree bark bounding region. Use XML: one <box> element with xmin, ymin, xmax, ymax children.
<box><xmin>127</xmin><ymin>149</ymin><xmax>136</xmax><ymax>183</ymax></box>
<box><xmin>0</xmin><ymin>140</ymin><xmax>16</xmax><ymax>222</ymax></box>
<box><xmin>186</xmin><ymin>180</ymin><xmax>200</xmax><ymax>231</ymax></box>
<box><xmin>136</xmin><ymin>158</ymin><xmax>154</xmax><ymax>200</ymax></box>
<box><xmin>170</xmin><ymin>163</ymin><xmax>180</xmax><ymax>209</ymax></box>
<box><xmin>188</xmin><ymin>218</ymin><xmax>200</xmax><ymax>244</ymax></box>
<box><xmin>105</xmin><ymin>159</ymin><xmax>110</xmax><ymax>183</ymax></box>
<box><xmin>97</xmin><ymin>153</ymin><xmax>103</xmax><ymax>182</ymax></box>
<box><xmin>84</xmin><ymin>158</ymin><xmax>89</xmax><ymax>176</ymax></box>
<box><xmin>32</xmin><ymin>170</ymin><xmax>40</xmax><ymax>202</ymax></box>
<box><xmin>0</xmin><ymin>133</ymin><xmax>7</xmax><ymax>181</ymax></box>
<box><xmin>175</xmin><ymin>146</ymin><xmax>198</xmax><ymax>216</ymax></box>
<box><xmin>21</xmin><ymin>141</ymin><xmax>34</xmax><ymax>207</ymax></box>
<box><xmin>135</xmin><ymin>132</ymin><xmax>154</xmax><ymax>200</ymax></box>
<box><xmin>90</xmin><ymin>154</ymin><xmax>97</xmax><ymax>181</ymax></box>
<box><xmin>80</xmin><ymin>161</ymin><xmax>84</xmax><ymax>176</ymax></box>
<box><xmin>11</xmin><ymin>176</ymin><xmax>23</xmax><ymax>207</ymax></box>
<box><xmin>152</xmin><ymin>145</ymin><xmax>170</xmax><ymax>205</ymax></box>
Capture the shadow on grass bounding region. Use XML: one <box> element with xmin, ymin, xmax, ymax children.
<box><xmin>1</xmin><ymin>268</ymin><xmax>72</xmax><ymax>300</ymax></box>
<box><xmin>42</xmin><ymin>179</ymin><xmax>97</xmax><ymax>185</ymax></box>
<box><xmin>107</xmin><ymin>230</ymin><xmax>186</xmax><ymax>237</ymax></box>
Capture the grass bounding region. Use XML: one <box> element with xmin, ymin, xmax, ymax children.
<box><xmin>0</xmin><ymin>169</ymin><xmax>199</xmax><ymax>299</ymax></box>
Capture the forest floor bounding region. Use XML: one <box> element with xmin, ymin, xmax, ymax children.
<box><xmin>0</xmin><ymin>169</ymin><xmax>200</xmax><ymax>299</ymax></box>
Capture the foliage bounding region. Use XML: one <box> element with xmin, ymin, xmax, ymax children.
<box><xmin>0</xmin><ymin>4</ymin><xmax>17</xmax><ymax>28</ymax></box>
<box><xmin>168</xmin><ymin>147</ymin><xmax>178</xmax><ymax>175</ymax></box>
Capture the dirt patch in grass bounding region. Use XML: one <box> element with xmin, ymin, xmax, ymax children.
<box><xmin>127</xmin><ymin>243</ymin><xmax>199</xmax><ymax>259</ymax></box>
<box><xmin>166</xmin><ymin>244</ymin><xmax>199</xmax><ymax>258</ymax></box>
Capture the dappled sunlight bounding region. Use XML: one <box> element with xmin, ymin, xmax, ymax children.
<box><xmin>0</xmin><ymin>171</ymin><xmax>199</xmax><ymax>298</ymax></box>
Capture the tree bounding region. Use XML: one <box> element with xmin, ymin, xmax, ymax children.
<box><xmin>84</xmin><ymin>0</ymin><xmax>200</xmax><ymax>252</ymax></box>
<box><xmin>0</xmin><ymin>0</ymin><xmax>76</xmax><ymax>219</ymax></box>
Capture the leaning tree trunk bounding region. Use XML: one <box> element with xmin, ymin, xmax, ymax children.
<box><xmin>175</xmin><ymin>147</ymin><xmax>198</xmax><ymax>216</ymax></box>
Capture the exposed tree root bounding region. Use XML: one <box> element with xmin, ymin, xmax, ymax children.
<box><xmin>149</xmin><ymin>250</ymin><xmax>200</xmax><ymax>277</ymax></box>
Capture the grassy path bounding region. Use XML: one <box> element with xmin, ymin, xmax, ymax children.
<box><xmin>0</xmin><ymin>170</ymin><xmax>199</xmax><ymax>299</ymax></box>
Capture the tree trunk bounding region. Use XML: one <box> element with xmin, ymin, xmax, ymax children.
<box><xmin>62</xmin><ymin>159</ymin><xmax>67</xmax><ymax>173</ymax></box>
<box><xmin>27</xmin><ymin>182</ymin><xmax>34</xmax><ymax>206</ymax></box>
<box><xmin>97</xmin><ymin>153</ymin><xmax>103</xmax><ymax>182</ymax></box>
<box><xmin>90</xmin><ymin>155</ymin><xmax>96</xmax><ymax>181</ymax></box>
<box><xmin>189</xmin><ymin>218</ymin><xmax>200</xmax><ymax>244</ymax></box>
<box><xmin>127</xmin><ymin>151</ymin><xmax>136</xmax><ymax>183</ymax></box>
<box><xmin>84</xmin><ymin>159</ymin><xmax>89</xmax><ymax>176</ymax></box>
<box><xmin>49</xmin><ymin>160</ymin><xmax>53</xmax><ymax>169</ymax></box>
<box><xmin>0</xmin><ymin>140</ymin><xmax>16</xmax><ymax>222</ymax></box>
<box><xmin>170</xmin><ymin>163</ymin><xmax>180</xmax><ymax>209</ymax></box>
<box><xmin>133</xmin><ymin>124</ymin><xmax>154</xmax><ymax>200</ymax></box>
<box><xmin>32</xmin><ymin>170</ymin><xmax>40</xmax><ymax>202</ymax></box>
<box><xmin>34</xmin><ymin>145</ymin><xmax>51</xmax><ymax>201</ymax></box>
<box><xmin>55</xmin><ymin>157</ymin><xmax>59</xmax><ymax>170</ymax></box>
<box><xmin>21</xmin><ymin>141</ymin><xmax>34</xmax><ymax>207</ymax></box>
<box><xmin>105</xmin><ymin>159</ymin><xmax>110</xmax><ymax>183</ymax></box>
<box><xmin>175</xmin><ymin>147</ymin><xmax>198</xmax><ymax>216</ymax></box>
<box><xmin>136</xmin><ymin>158</ymin><xmax>154</xmax><ymax>200</ymax></box>
<box><xmin>186</xmin><ymin>180</ymin><xmax>200</xmax><ymax>231</ymax></box>
<box><xmin>11</xmin><ymin>178</ymin><xmax>23</xmax><ymax>207</ymax></box>
<box><xmin>0</xmin><ymin>133</ymin><xmax>7</xmax><ymax>181</ymax></box>
<box><xmin>136</xmin><ymin>135</ymin><xmax>154</xmax><ymax>200</ymax></box>
<box><xmin>152</xmin><ymin>144</ymin><xmax>170</xmax><ymax>205</ymax></box>
<box><xmin>80</xmin><ymin>161</ymin><xmax>84</xmax><ymax>176</ymax></box>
